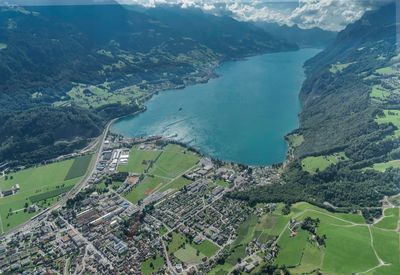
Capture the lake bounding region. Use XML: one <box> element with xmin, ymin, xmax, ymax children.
<box><xmin>111</xmin><ymin>48</ymin><xmax>320</xmax><ymax>165</ymax></box>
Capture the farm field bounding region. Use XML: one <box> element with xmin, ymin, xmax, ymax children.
<box><xmin>123</xmin><ymin>144</ymin><xmax>199</xmax><ymax>204</ymax></box>
<box><xmin>0</xmin><ymin>156</ymin><xmax>91</xmax><ymax>233</ymax></box>
<box><xmin>301</xmin><ymin>152</ymin><xmax>347</xmax><ymax>174</ymax></box>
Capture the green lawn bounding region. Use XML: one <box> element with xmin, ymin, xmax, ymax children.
<box><xmin>301</xmin><ymin>152</ymin><xmax>347</xmax><ymax>174</ymax></box>
<box><xmin>368</xmin><ymin>160</ymin><xmax>400</xmax><ymax>172</ymax></box>
<box><xmin>375</xmin><ymin>110</ymin><xmax>400</xmax><ymax>128</ymax></box>
<box><xmin>167</xmin><ymin>231</ymin><xmax>187</xmax><ymax>254</ymax></box>
<box><xmin>192</xmin><ymin>239</ymin><xmax>219</xmax><ymax>257</ymax></box>
<box><xmin>149</xmin><ymin>144</ymin><xmax>199</xmax><ymax>179</ymax></box>
<box><xmin>214</xmin><ymin>179</ymin><xmax>230</xmax><ymax>188</ymax></box>
<box><xmin>0</xmin><ymin>159</ymin><xmax>85</xmax><ymax>233</ymax></box>
<box><xmin>124</xmin><ymin>175</ymin><xmax>167</xmax><ymax>204</ymax></box>
<box><xmin>174</xmin><ymin>244</ymin><xmax>205</xmax><ymax>264</ymax></box>
<box><xmin>118</xmin><ymin>146</ymin><xmax>161</xmax><ymax>174</ymax></box>
<box><xmin>141</xmin><ymin>255</ymin><xmax>165</xmax><ymax>275</ymax></box>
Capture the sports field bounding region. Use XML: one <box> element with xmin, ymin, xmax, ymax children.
<box><xmin>0</xmin><ymin>155</ymin><xmax>91</xmax><ymax>233</ymax></box>
<box><xmin>123</xmin><ymin>144</ymin><xmax>199</xmax><ymax>204</ymax></box>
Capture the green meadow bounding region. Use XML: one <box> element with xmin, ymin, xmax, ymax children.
<box><xmin>370</xmin><ymin>85</ymin><xmax>390</xmax><ymax>102</ymax></box>
<box><xmin>0</xmin><ymin>156</ymin><xmax>91</xmax><ymax>233</ymax></box>
<box><xmin>301</xmin><ymin>152</ymin><xmax>347</xmax><ymax>174</ymax></box>
<box><xmin>329</xmin><ymin>62</ymin><xmax>353</xmax><ymax>74</ymax></box>
<box><xmin>375</xmin><ymin>66</ymin><xmax>396</xmax><ymax>75</ymax></box>
<box><xmin>375</xmin><ymin>110</ymin><xmax>400</xmax><ymax>139</ymax></box>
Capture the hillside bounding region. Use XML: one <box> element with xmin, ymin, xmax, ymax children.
<box><xmin>0</xmin><ymin>2</ymin><xmax>295</xmax><ymax>164</ymax></box>
<box><xmin>255</xmin><ymin>22</ymin><xmax>337</xmax><ymax>48</ymax></box>
<box><xmin>230</xmin><ymin>3</ymin><xmax>400</xmax><ymax>220</ymax></box>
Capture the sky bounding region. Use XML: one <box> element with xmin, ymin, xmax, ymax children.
<box><xmin>116</xmin><ymin>0</ymin><xmax>395</xmax><ymax>31</ymax></box>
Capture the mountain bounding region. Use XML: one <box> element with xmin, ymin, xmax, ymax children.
<box><xmin>0</xmin><ymin>2</ymin><xmax>296</xmax><ymax>164</ymax></box>
<box><xmin>254</xmin><ymin>22</ymin><xmax>337</xmax><ymax>48</ymax></box>
<box><xmin>142</xmin><ymin>6</ymin><xmax>298</xmax><ymax>58</ymax></box>
<box><xmin>229</xmin><ymin>3</ymin><xmax>400</xmax><ymax>218</ymax></box>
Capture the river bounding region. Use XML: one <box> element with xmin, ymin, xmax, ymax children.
<box><xmin>111</xmin><ymin>48</ymin><xmax>320</xmax><ymax>165</ymax></box>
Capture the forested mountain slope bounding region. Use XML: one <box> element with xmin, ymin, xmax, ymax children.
<box><xmin>229</xmin><ymin>3</ymin><xmax>400</xmax><ymax>220</ymax></box>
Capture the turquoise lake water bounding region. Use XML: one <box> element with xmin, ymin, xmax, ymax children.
<box><xmin>111</xmin><ymin>48</ymin><xmax>320</xmax><ymax>165</ymax></box>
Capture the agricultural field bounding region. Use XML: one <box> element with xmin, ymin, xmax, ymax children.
<box><xmin>375</xmin><ymin>110</ymin><xmax>400</xmax><ymax>139</ymax></box>
<box><xmin>123</xmin><ymin>144</ymin><xmax>199</xmax><ymax>204</ymax></box>
<box><xmin>329</xmin><ymin>62</ymin><xmax>354</xmax><ymax>74</ymax></box>
<box><xmin>141</xmin><ymin>255</ymin><xmax>165</xmax><ymax>275</ymax></box>
<box><xmin>301</xmin><ymin>152</ymin><xmax>347</xmax><ymax>174</ymax></box>
<box><xmin>0</xmin><ymin>156</ymin><xmax>91</xmax><ymax>233</ymax></box>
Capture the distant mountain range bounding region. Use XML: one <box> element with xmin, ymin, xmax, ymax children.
<box><xmin>254</xmin><ymin>22</ymin><xmax>337</xmax><ymax>48</ymax></box>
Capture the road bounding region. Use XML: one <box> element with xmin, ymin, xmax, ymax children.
<box><xmin>1</xmin><ymin>118</ymin><xmax>115</xmax><ymax>238</ymax></box>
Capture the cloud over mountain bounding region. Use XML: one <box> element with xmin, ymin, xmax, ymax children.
<box><xmin>117</xmin><ymin>0</ymin><xmax>395</xmax><ymax>31</ymax></box>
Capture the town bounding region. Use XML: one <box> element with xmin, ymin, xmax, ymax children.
<box><xmin>0</xmin><ymin>132</ymin><xmax>283</xmax><ymax>274</ymax></box>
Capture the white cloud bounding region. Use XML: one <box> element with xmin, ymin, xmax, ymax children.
<box><xmin>117</xmin><ymin>0</ymin><xmax>393</xmax><ymax>31</ymax></box>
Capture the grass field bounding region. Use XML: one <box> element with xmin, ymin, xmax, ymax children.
<box><xmin>123</xmin><ymin>144</ymin><xmax>199</xmax><ymax>204</ymax></box>
<box><xmin>118</xmin><ymin>146</ymin><xmax>161</xmax><ymax>174</ymax></box>
<box><xmin>375</xmin><ymin>66</ymin><xmax>396</xmax><ymax>75</ymax></box>
<box><xmin>301</xmin><ymin>152</ymin><xmax>347</xmax><ymax>174</ymax></box>
<box><xmin>286</xmin><ymin>134</ymin><xmax>304</xmax><ymax>148</ymax></box>
<box><xmin>192</xmin><ymin>239</ymin><xmax>219</xmax><ymax>257</ymax></box>
<box><xmin>124</xmin><ymin>175</ymin><xmax>167</xmax><ymax>204</ymax></box>
<box><xmin>0</xmin><ymin>158</ymin><xmax>86</xmax><ymax>233</ymax></box>
<box><xmin>368</xmin><ymin>160</ymin><xmax>400</xmax><ymax>172</ymax></box>
<box><xmin>375</xmin><ymin>110</ymin><xmax>400</xmax><ymax>140</ymax></box>
<box><xmin>64</xmin><ymin>154</ymin><xmax>92</xmax><ymax>180</ymax></box>
<box><xmin>329</xmin><ymin>62</ymin><xmax>353</xmax><ymax>74</ymax></box>
<box><xmin>141</xmin><ymin>255</ymin><xmax>165</xmax><ymax>275</ymax></box>
<box><xmin>370</xmin><ymin>85</ymin><xmax>390</xmax><ymax>102</ymax></box>
<box><xmin>271</xmin><ymin>202</ymin><xmax>399</xmax><ymax>274</ymax></box>
<box><xmin>375</xmin><ymin>208</ymin><xmax>399</xmax><ymax>230</ymax></box>
<box><xmin>149</xmin><ymin>144</ymin><xmax>199</xmax><ymax>179</ymax></box>
<box><xmin>174</xmin><ymin>244</ymin><xmax>205</xmax><ymax>264</ymax></box>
